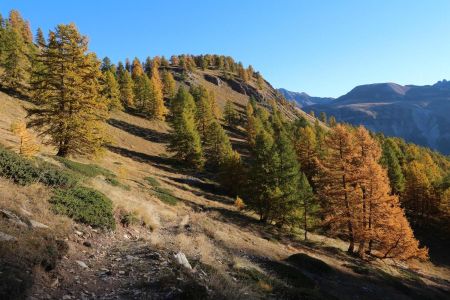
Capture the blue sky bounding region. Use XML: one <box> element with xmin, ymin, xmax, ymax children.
<box><xmin>2</xmin><ymin>1</ymin><xmax>450</xmax><ymax>97</ymax></box>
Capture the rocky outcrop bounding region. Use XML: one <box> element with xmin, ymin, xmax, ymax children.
<box><xmin>203</xmin><ymin>74</ymin><xmax>222</xmax><ymax>86</ymax></box>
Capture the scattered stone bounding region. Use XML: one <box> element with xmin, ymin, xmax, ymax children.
<box><xmin>0</xmin><ymin>231</ymin><xmax>17</xmax><ymax>241</ymax></box>
<box><xmin>174</xmin><ymin>252</ymin><xmax>192</xmax><ymax>270</ymax></box>
<box><xmin>62</xmin><ymin>295</ymin><xmax>72</xmax><ymax>300</ymax></box>
<box><xmin>29</xmin><ymin>219</ymin><xmax>50</xmax><ymax>229</ymax></box>
<box><xmin>126</xmin><ymin>255</ymin><xmax>136</xmax><ymax>260</ymax></box>
<box><xmin>20</xmin><ymin>208</ymin><xmax>33</xmax><ymax>216</ymax></box>
<box><xmin>75</xmin><ymin>230</ymin><xmax>83</xmax><ymax>236</ymax></box>
<box><xmin>76</xmin><ymin>260</ymin><xmax>89</xmax><ymax>269</ymax></box>
<box><xmin>118</xmin><ymin>270</ymin><xmax>125</xmax><ymax>275</ymax></box>
<box><xmin>50</xmin><ymin>278</ymin><xmax>59</xmax><ymax>288</ymax></box>
<box><xmin>0</xmin><ymin>209</ymin><xmax>28</xmax><ymax>227</ymax></box>
<box><xmin>83</xmin><ymin>241</ymin><xmax>92</xmax><ymax>248</ymax></box>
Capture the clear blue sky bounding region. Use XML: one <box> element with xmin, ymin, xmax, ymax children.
<box><xmin>2</xmin><ymin>0</ymin><xmax>450</xmax><ymax>97</ymax></box>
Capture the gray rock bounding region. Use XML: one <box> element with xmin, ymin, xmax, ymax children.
<box><xmin>29</xmin><ymin>219</ymin><xmax>50</xmax><ymax>229</ymax></box>
<box><xmin>76</xmin><ymin>260</ymin><xmax>89</xmax><ymax>269</ymax></box>
<box><xmin>174</xmin><ymin>252</ymin><xmax>192</xmax><ymax>270</ymax></box>
<box><xmin>0</xmin><ymin>231</ymin><xmax>16</xmax><ymax>241</ymax></box>
<box><xmin>0</xmin><ymin>209</ymin><xmax>28</xmax><ymax>227</ymax></box>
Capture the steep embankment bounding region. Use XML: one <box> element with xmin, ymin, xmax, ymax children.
<box><xmin>1</xmin><ymin>86</ymin><xmax>449</xmax><ymax>299</ymax></box>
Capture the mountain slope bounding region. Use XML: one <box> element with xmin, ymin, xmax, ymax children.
<box><xmin>278</xmin><ymin>88</ymin><xmax>334</xmax><ymax>107</ymax></box>
<box><xmin>1</xmin><ymin>90</ymin><xmax>449</xmax><ymax>299</ymax></box>
<box><xmin>305</xmin><ymin>80</ymin><xmax>450</xmax><ymax>154</ymax></box>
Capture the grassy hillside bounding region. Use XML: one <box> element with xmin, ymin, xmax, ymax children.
<box><xmin>1</xmin><ymin>90</ymin><xmax>449</xmax><ymax>299</ymax></box>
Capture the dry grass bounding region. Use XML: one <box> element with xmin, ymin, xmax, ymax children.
<box><xmin>90</xmin><ymin>177</ymin><xmax>165</xmax><ymax>231</ymax></box>
<box><xmin>0</xmin><ymin>178</ymin><xmax>71</xmax><ymax>236</ymax></box>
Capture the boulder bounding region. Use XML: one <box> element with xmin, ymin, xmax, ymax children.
<box><xmin>174</xmin><ymin>252</ymin><xmax>192</xmax><ymax>270</ymax></box>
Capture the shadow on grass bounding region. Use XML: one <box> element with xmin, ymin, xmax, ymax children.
<box><xmin>107</xmin><ymin>118</ymin><xmax>170</xmax><ymax>144</ymax></box>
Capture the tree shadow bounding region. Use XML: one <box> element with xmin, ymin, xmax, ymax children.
<box><xmin>107</xmin><ymin>119</ymin><xmax>169</xmax><ymax>144</ymax></box>
<box><xmin>159</xmin><ymin>175</ymin><xmax>233</xmax><ymax>206</ymax></box>
<box><xmin>107</xmin><ymin>145</ymin><xmax>177</xmax><ymax>174</ymax></box>
<box><xmin>0</xmin><ymin>86</ymin><xmax>29</xmax><ymax>101</ymax></box>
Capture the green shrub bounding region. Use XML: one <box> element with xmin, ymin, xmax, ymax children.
<box><xmin>55</xmin><ymin>157</ymin><xmax>115</xmax><ymax>179</ymax></box>
<box><xmin>145</xmin><ymin>176</ymin><xmax>161</xmax><ymax>187</ymax></box>
<box><xmin>119</xmin><ymin>211</ymin><xmax>140</xmax><ymax>227</ymax></box>
<box><xmin>105</xmin><ymin>177</ymin><xmax>130</xmax><ymax>190</ymax></box>
<box><xmin>0</xmin><ymin>147</ymin><xmax>39</xmax><ymax>185</ymax></box>
<box><xmin>50</xmin><ymin>187</ymin><xmax>115</xmax><ymax>229</ymax></box>
<box><xmin>0</xmin><ymin>147</ymin><xmax>78</xmax><ymax>187</ymax></box>
<box><xmin>153</xmin><ymin>186</ymin><xmax>178</xmax><ymax>206</ymax></box>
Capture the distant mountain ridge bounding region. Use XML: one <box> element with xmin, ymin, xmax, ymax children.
<box><xmin>300</xmin><ymin>80</ymin><xmax>450</xmax><ymax>154</ymax></box>
<box><xmin>278</xmin><ymin>88</ymin><xmax>334</xmax><ymax>107</ymax></box>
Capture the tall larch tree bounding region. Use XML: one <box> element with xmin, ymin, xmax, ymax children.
<box><xmin>247</xmin><ymin>129</ymin><xmax>279</xmax><ymax>222</ymax></box>
<box><xmin>271</xmin><ymin>124</ymin><xmax>303</xmax><ymax>227</ymax></box>
<box><xmin>118</xmin><ymin>69</ymin><xmax>134</xmax><ymax>108</ymax></box>
<box><xmin>133</xmin><ymin>74</ymin><xmax>154</xmax><ymax>114</ymax></box>
<box><xmin>317</xmin><ymin>124</ymin><xmax>359</xmax><ymax>253</ymax></box>
<box><xmin>224</xmin><ymin>99</ymin><xmax>239</xmax><ymax>128</ymax></box>
<box><xmin>102</xmin><ymin>70</ymin><xmax>122</xmax><ymax>111</ymax></box>
<box><xmin>167</xmin><ymin>87</ymin><xmax>203</xmax><ymax>168</ymax></box>
<box><xmin>161</xmin><ymin>70</ymin><xmax>176</xmax><ymax>100</ymax></box>
<box><xmin>0</xmin><ymin>18</ymin><xmax>31</xmax><ymax>94</ymax></box>
<box><xmin>28</xmin><ymin>24</ymin><xmax>108</xmax><ymax>157</ymax></box>
<box><xmin>149</xmin><ymin>62</ymin><xmax>167</xmax><ymax>120</ymax></box>
<box><xmin>131</xmin><ymin>57</ymin><xmax>144</xmax><ymax>79</ymax></box>
<box><xmin>297</xmin><ymin>173</ymin><xmax>318</xmax><ymax>240</ymax></box>
<box><xmin>204</xmin><ymin>121</ymin><xmax>234</xmax><ymax>168</ymax></box>
<box><xmin>190</xmin><ymin>85</ymin><xmax>215</xmax><ymax>144</ymax></box>
<box><xmin>294</xmin><ymin>125</ymin><xmax>318</xmax><ymax>187</ymax></box>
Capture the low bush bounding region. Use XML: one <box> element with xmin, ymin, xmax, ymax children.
<box><xmin>0</xmin><ymin>146</ymin><xmax>77</xmax><ymax>187</ymax></box>
<box><xmin>55</xmin><ymin>156</ymin><xmax>115</xmax><ymax>179</ymax></box>
<box><xmin>145</xmin><ymin>176</ymin><xmax>161</xmax><ymax>187</ymax></box>
<box><xmin>153</xmin><ymin>186</ymin><xmax>178</xmax><ymax>206</ymax></box>
<box><xmin>50</xmin><ymin>187</ymin><xmax>115</xmax><ymax>229</ymax></box>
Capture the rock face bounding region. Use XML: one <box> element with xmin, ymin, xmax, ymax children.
<box><xmin>305</xmin><ymin>80</ymin><xmax>450</xmax><ymax>154</ymax></box>
<box><xmin>203</xmin><ymin>74</ymin><xmax>222</xmax><ymax>86</ymax></box>
<box><xmin>278</xmin><ymin>88</ymin><xmax>334</xmax><ymax>107</ymax></box>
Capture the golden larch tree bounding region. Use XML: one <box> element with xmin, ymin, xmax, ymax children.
<box><xmin>29</xmin><ymin>24</ymin><xmax>108</xmax><ymax>157</ymax></box>
<box><xmin>10</xmin><ymin>120</ymin><xmax>39</xmax><ymax>157</ymax></box>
